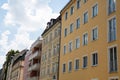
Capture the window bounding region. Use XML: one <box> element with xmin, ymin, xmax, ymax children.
<box><xmin>58</xmin><ymin>27</ymin><xmax>61</xmax><ymax>36</ymax></box>
<box><xmin>108</xmin><ymin>0</ymin><xmax>116</xmax><ymax>14</ymax></box>
<box><xmin>92</xmin><ymin>4</ymin><xmax>98</xmax><ymax>17</ymax></box>
<box><xmin>63</xmin><ymin>63</ymin><xmax>66</xmax><ymax>72</ymax></box>
<box><xmin>109</xmin><ymin>46</ymin><xmax>117</xmax><ymax>72</ymax></box>
<box><xmin>109</xmin><ymin>77</ymin><xmax>118</xmax><ymax>80</ymax></box>
<box><xmin>68</xmin><ymin>61</ymin><xmax>72</xmax><ymax>72</ymax></box>
<box><xmin>108</xmin><ymin>17</ymin><xmax>116</xmax><ymax>42</ymax></box>
<box><xmin>65</xmin><ymin>12</ymin><xmax>68</xmax><ymax>20</ymax></box>
<box><xmin>70</xmin><ymin>6</ymin><xmax>74</xmax><ymax>15</ymax></box>
<box><xmin>83</xmin><ymin>12</ymin><xmax>88</xmax><ymax>24</ymax></box>
<box><xmin>70</xmin><ymin>23</ymin><xmax>74</xmax><ymax>33</ymax></box>
<box><xmin>63</xmin><ymin>45</ymin><xmax>67</xmax><ymax>54</ymax></box>
<box><xmin>76</xmin><ymin>18</ymin><xmax>80</xmax><ymax>29</ymax></box>
<box><xmin>83</xmin><ymin>56</ymin><xmax>88</xmax><ymax>68</ymax></box>
<box><xmin>54</xmin><ymin>29</ymin><xmax>57</xmax><ymax>38</ymax></box>
<box><xmin>77</xmin><ymin>0</ymin><xmax>80</xmax><ymax>9</ymax></box>
<box><xmin>75</xmin><ymin>38</ymin><xmax>80</xmax><ymax>48</ymax></box>
<box><xmin>50</xmin><ymin>33</ymin><xmax>52</xmax><ymax>41</ymax></box>
<box><xmin>92</xmin><ymin>53</ymin><xmax>98</xmax><ymax>66</ymax></box>
<box><xmin>64</xmin><ymin>28</ymin><xmax>67</xmax><ymax>37</ymax></box>
<box><xmin>69</xmin><ymin>42</ymin><xmax>72</xmax><ymax>52</ymax></box>
<box><xmin>92</xmin><ymin>27</ymin><xmax>98</xmax><ymax>41</ymax></box>
<box><xmin>75</xmin><ymin>59</ymin><xmax>79</xmax><ymax>70</ymax></box>
<box><xmin>83</xmin><ymin>33</ymin><xmax>88</xmax><ymax>45</ymax></box>
<box><xmin>83</xmin><ymin>0</ymin><xmax>88</xmax><ymax>3</ymax></box>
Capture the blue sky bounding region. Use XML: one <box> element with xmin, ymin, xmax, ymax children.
<box><xmin>0</xmin><ymin>0</ymin><xmax>69</xmax><ymax>69</ymax></box>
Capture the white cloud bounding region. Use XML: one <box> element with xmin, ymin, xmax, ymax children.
<box><xmin>0</xmin><ymin>0</ymin><xmax>59</xmax><ymax>68</ymax></box>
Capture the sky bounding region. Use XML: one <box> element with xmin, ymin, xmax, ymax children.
<box><xmin>0</xmin><ymin>0</ymin><xmax>69</xmax><ymax>69</ymax></box>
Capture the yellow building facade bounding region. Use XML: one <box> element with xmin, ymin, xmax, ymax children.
<box><xmin>40</xmin><ymin>16</ymin><xmax>61</xmax><ymax>80</ymax></box>
<box><xmin>59</xmin><ymin>0</ymin><xmax>120</xmax><ymax>80</ymax></box>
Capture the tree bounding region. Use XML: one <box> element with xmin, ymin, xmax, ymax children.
<box><xmin>4</xmin><ymin>49</ymin><xmax>19</xmax><ymax>80</ymax></box>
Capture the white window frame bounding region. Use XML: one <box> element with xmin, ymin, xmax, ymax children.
<box><xmin>107</xmin><ymin>16</ymin><xmax>117</xmax><ymax>42</ymax></box>
<box><xmin>91</xmin><ymin>2</ymin><xmax>98</xmax><ymax>18</ymax></box>
<box><xmin>68</xmin><ymin>60</ymin><xmax>72</xmax><ymax>72</ymax></box>
<box><xmin>77</xmin><ymin>0</ymin><xmax>81</xmax><ymax>9</ymax></box>
<box><xmin>83</xmin><ymin>10</ymin><xmax>88</xmax><ymax>24</ymax></box>
<box><xmin>74</xmin><ymin>58</ymin><xmax>80</xmax><ymax>70</ymax></box>
<box><xmin>68</xmin><ymin>41</ymin><xmax>73</xmax><ymax>52</ymax></box>
<box><xmin>64</xmin><ymin>28</ymin><xmax>68</xmax><ymax>37</ymax></box>
<box><xmin>65</xmin><ymin>12</ymin><xmax>68</xmax><ymax>20</ymax></box>
<box><xmin>76</xmin><ymin>17</ymin><xmax>80</xmax><ymax>29</ymax></box>
<box><xmin>70</xmin><ymin>6</ymin><xmax>74</xmax><ymax>15</ymax></box>
<box><xmin>91</xmin><ymin>26</ymin><xmax>98</xmax><ymax>41</ymax></box>
<box><xmin>62</xmin><ymin>63</ymin><xmax>66</xmax><ymax>73</ymax></box>
<box><xmin>75</xmin><ymin>37</ymin><xmax>80</xmax><ymax>49</ymax></box>
<box><xmin>91</xmin><ymin>51</ymin><xmax>98</xmax><ymax>66</ymax></box>
<box><xmin>107</xmin><ymin>0</ymin><xmax>116</xmax><ymax>15</ymax></box>
<box><xmin>82</xmin><ymin>55</ymin><xmax>88</xmax><ymax>68</ymax></box>
<box><xmin>82</xmin><ymin>32</ymin><xmax>88</xmax><ymax>46</ymax></box>
<box><xmin>70</xmin><ymin>23</ymin><xmax>74</xmax><ymax>33</ymax></box>
<box><xmin>109</xmin><ymin>76</ymin><xmax>119</xmax><ymax>80</ymax></box>
<box><xmin>108</xmin><ymin>45</ymin><xmax>118</xmax><ymax>73</ymax></box>
<box><xmin>63</xmin><ymin>44</ymin><xmax>67</xmax><ymax>55</ymax></box>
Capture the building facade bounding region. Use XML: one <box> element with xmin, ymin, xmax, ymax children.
<box><xmin>40</xmin><ymin>16</ymin><xmax>61</xmax><ymax>80</ymax></box>
<box><xmin>28</xmin><ymin>37</ymin><xmax>42</xmax><ymax>80</ymax></box>
<box><xmin>59</xmin><ymin>0</ymin><xmax>120</xmax><ymax>80</ymax></box>
<box><xmin>23</xmin><ymin>50</ymin><xmax>31</xmax><ymax>80</ymax></box>
<box><xmin>10</xmin><ymin>49</ymin><xmax>28</xmax><ymax>80</ymax></box>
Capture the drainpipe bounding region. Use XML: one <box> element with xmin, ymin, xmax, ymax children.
<box><xmin>57</xmin><ymin>19</ymin><xmax>61</xmax><ymax>80</ymax></box>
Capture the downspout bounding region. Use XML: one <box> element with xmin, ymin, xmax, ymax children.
<box><xmin>57</xmin><ymin>19</ymin><xmax>61</xmax><ymax>80</ymax></box>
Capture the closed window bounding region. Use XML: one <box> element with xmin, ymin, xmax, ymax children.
<box><xmin>92</xmin><ymin>53</ymin><xmax>98</xmax><ymax>66</ymax></box>
<box><xmin>92</xmin><ymin>27</ymin><xmax>98</xmax><ymax>41</ymax></box>
<box><xmin>70</xmin><ymin>23</ymin><xmax>74</xmax><ymax>33</ymax></box>
<box><xmin>83</xmin><ymin>0</ymin><xmax>88</xmax><ymax>3</ymax></box>
<box><xmin>75</xmin><ymin>38</ymin><xmax>80</xmax><ymax>48</ymax></box>
<box><xmin>69</xmin><ymin>42</ymin><xmax>72</xmax><ymax>52</ymax></box>
<box><xmin>64</xmin><ymin>28</ymin><xmax>67</xmax><ymax>37</ymax></box>
<box><xmin>76</xmin><ymin>18</ymin><xmax>80</xmax><ymax>29</ymax></box>
<box><xmin>83</xmin><ymin>33</ymin><xmax>88</xmax><ymax>45</ymax></box>
<box><xmin>77</xmin><ymin>0</ymin><xmax>80</xmax><ymax>9</ymax></box>
<box><xmin>65</xmin><ymin>12</ymin><xmax>68</xmax><ymax>20</ymax></box>
<box><xmin>109</xmin><ymin>46</ymin><xmax>117</xmax><ymax>72</ymax></box>
<box><xmin>63</xmin><ymin>63</ymin><xmax>66</xmax><ymax>72</ymax></box>
<box><xmin>68</xmin><ymin>61</ymin><xmax>72</xmax><ymax>72</ymax></box>
<box><xmin>83</xmin><ymin>56</ymin><xmax>88</xmax><ymax>68</ymax></box>
<box><xmin>108</xmin><ymin>0</ymin><xmax>116</xmax><ymax>14</ymax></box>
<box><xmin>108</xmin><ymin>17</ymin><xmax>116</xmax><ymax>42</ymax></box>
<box><xmin>63</xmin><ymin>45</ymin><xmax>67</xmax><ymax>54</ymax></box>
<box><xmin>83</xmin><ymin>12</ymin><xmax>88</xmax><ymax>24</ymax></box>
<box><xmin>92</xmin><ymin>4</ymin><xmax>98</xmax><ymax>17</ymax></box>
<box><xmin>75</xmin><ymin>59</ymin><xmax>79</xmax><ymax>70</ymax></box>
<box><xmin>70</xmin><ymin>6</ymin><xmax>74</xmax><ymax>15</ymax></box>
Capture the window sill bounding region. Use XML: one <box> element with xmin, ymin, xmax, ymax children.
<box><xmin>91</xmin><ymin>64</ymin><xmax>98</xmax><ymax>67</ymax></box>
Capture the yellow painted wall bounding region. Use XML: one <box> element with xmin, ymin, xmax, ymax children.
<box><xmin>59</xmin><ymin>0</ymin><xmax>120</xmax><ymax>80</ymax></box>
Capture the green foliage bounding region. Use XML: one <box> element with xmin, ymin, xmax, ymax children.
<box><xmin>6</xmin><ymin>49</ymin><xmax>19</xmax><ymax>63</ymax></box>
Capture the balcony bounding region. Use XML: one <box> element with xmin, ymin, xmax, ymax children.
<box><xmin>29</xmin><ymin>51</ymin><xmax>40</xmax><ymax>60</ymax></box>
<box><xmin>28</xmin><ymin>63</ymin><xmax>40</xmax><ymax>71</ymax></box>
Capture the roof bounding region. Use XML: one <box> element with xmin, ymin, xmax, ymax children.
<box><xmin>41</xmin><ymin>15</ymin><xmax>61</xmax><ymax>36</ymax></box>
<box><xmin>60</xmin><ymin>0</ymin><xmax>72</xmax><ymax>14</ymax></box>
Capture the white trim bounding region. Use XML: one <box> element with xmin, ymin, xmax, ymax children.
<box><xmin>107</xmin><ymin>15</ymin><xmax>117</xmax><ymax>42</ymax></box>
<box><xmin>107</xmin><ymin>44</ymin><xmax>118</xmax><ymax>73</ymax></box>
<box><xmin>91</xmin><ymin>26</ymin><xmax>98</xmax><ymax>41</ymax></box>
<box><xmin>74</xmin><ymin>58</ymin><xmax>80</xmax><ymax>70</ymax></box>
<box><xmin>82</xmin><ymin>54</ymin><xmax>88</xmax><ymax>68</ymax></box>
<box><xmin>109</xmin><ymin>76</ymin><xmax>119</xmax><ymax>80</ymax></box>
<box><xmin>91</xmin><ymin>51</ymin><xmax>98</xmax><ymax>66</ymax></box>
<box><xmin>107</xmin><ymin>0</ymin><xmax>117</xmax><ymax>15</ymax></box>
<box><xmin>82</xmin><ymin>32</ymin><xmax>88</xmax><ymax>46</ymax></box>
<box><xmin>68</xmin><ymin>40</ymin><xmax>73</xmax><ymax>53</ymax></box>
<box><xmin>83</xmin><ymin>10</ymin><xmax>88</xmax><ymax>24</ymax></box>
<box><xmin>75</xmin><ymin>36</ymin><xmax>80</xmax><ymax>49</ymax></box>
<box><xmin>62</xmin><ymin>62</ymin><xmax>66</xmax><ymax>73</ymax></box>
<box><xmin>91</xmin><ymin>2</ymin><xmax>98</xmax><ymax>18</ymax></box>
<box><xmin>63</xmin><ymin>44</ymin><xmax>67</xmax><ymax>55</ymax></box>
<box><xmin>68</xmin><ymin>60</ymin><xmax>72</xmax><ymax>72</ymax></box>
